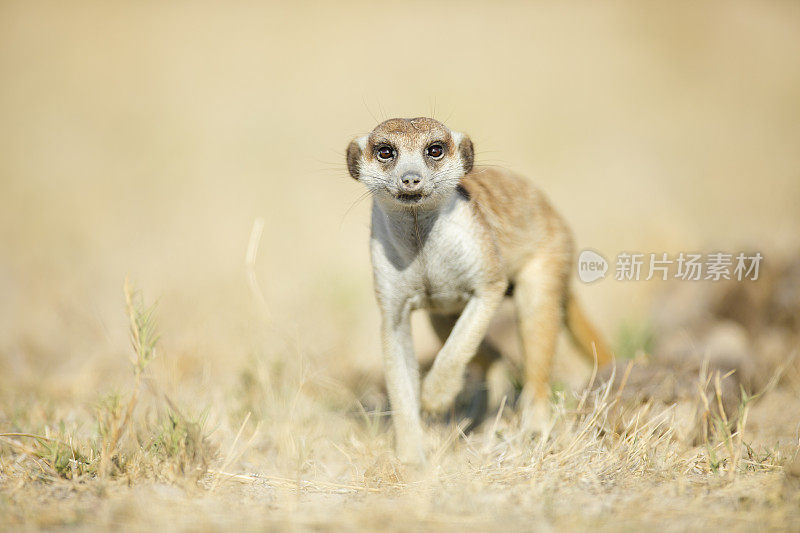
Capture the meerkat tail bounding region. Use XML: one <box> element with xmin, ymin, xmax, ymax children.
<box><xmin>565</xmin><ymin>294</ymin><xmax>613</xmax><ymax>366</ymax></box>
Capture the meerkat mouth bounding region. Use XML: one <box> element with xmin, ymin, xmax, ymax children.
<box><xmin>396</xmin><ymin>193</ymin><xmax>424</xmax><ymax>203</ymax></box>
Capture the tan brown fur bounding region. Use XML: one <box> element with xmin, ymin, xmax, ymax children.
<box><xmin>456</xmin><ymin>167</ymin><xmax>611</xmax><ymax>414</ymax></box>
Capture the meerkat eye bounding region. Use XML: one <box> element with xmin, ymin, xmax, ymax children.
<box><xmin>426</xmin><ymin>143</ymin><xmax>444</xmax><ymax>159</ymax></box>
<box><xmin>376</xmin><ymin>145</ymin><xmax>394</xmax><ymax>161</ymax></box>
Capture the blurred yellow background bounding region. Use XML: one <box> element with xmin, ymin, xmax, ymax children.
<box><xmin>1</xmin><ymin>0</ymin><xmax>799</xmax><ymax>398</ymax></box>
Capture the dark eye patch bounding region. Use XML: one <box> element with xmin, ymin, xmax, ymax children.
<box><xmin>376</xmin><ymin>145</ymin><xmax>394</xmax><ymax>161</ymax></box>
<box><xmin>426</xmin><ymin>143</ymin><xmax>445</xmax><ymax>159</ymax></box>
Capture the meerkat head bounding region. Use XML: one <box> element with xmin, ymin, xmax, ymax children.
<box><xmin>346</xmin><ymin>117</ymin><xmax>474</xmax><ymax>208</ymax></box>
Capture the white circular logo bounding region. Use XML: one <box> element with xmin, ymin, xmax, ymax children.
<box><xmin>577</xmin><ymin>249</ymin><xmax>608</xmax><ymax>283</ymax></box>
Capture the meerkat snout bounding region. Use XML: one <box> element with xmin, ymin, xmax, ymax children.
<box><xmin>347</xmin><ymin>117</ymin><xmax>473</xmax><ymax>208</ymax></box>
<box><xmin>399</xmin><ymin>172</ymin><xmax>422</xmax><ymax>191</ymax></box>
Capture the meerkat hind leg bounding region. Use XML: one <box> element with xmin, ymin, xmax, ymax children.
<box><xmin>513</xmin><ymin>252</ymin><xmax>569</xmax><ymax>435</ymax></box>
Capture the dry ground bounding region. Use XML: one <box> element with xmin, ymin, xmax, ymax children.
<box><xmin>2</xmin><ymin>1</ymin><xmax>800</xmax><ymax>531</ymax></box>
<box><xmin>1</xmin><ymin>281</ymin><xmax>799</xmax><ymax>531</ymax></box>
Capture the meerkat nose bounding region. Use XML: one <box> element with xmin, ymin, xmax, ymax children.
<box><xmin>400</xmin><ymin>172</ymin><xmax>423</xmax><ymax>191</ymax></box>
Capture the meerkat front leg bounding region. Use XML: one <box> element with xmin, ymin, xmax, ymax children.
<box><xmin>421</xmin><ymin>281</ymin><xmax>507</xmax><ymax>414</ymax></box>
<box><xmin>380</xmin><ymin>301</ymin><xmax>426</xmax><ymax>465</ymax></box>
<box><xmin>514</xmin><ymin>250</ymin><xmax>570</xmax><ymax>433</ymax></box>
<box><xmin>429</xmin><ymin>313</ymin><xmax>503</xmax><ymax>376</ymax></box>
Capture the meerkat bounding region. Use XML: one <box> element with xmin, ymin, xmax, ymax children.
<box><xmin>346</xmin><ymin>117</ymin><xmax>612</xmax><ymax>465</ymax></box>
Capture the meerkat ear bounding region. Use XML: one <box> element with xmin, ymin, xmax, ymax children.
<box><xmin>346</xmin><ymin>135</ymin><xmax>367</xmax><ymax>180</ymax></box>
<box><xmin>452</xmin><ymin>131</ymin><xmax>474</xmax><ymax>174</ymax></box>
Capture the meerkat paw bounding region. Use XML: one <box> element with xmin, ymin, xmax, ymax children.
<box><xmin>394</xmin><ymin>434</ymin><xmax>427</xmax><ymax>467</ymax></box>
<box><xmin>396</xmin><ymin>444</ymin><xmax>427</xmax><ymax>468</ymax></box>
<box><xmin>420</xmin><ymin>370</ymin><xmax>462</xmax><ymax>414</ymax></box>
<box><xmin>519</xmin><ymin>388</ymin><xmax>553</xmax><ymax>437</ymax></box>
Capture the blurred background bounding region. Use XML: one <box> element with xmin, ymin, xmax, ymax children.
<box><xmin>1</xmin><ymin>0</ymin><xmax>799</xmax><ymax>404</ymax></box>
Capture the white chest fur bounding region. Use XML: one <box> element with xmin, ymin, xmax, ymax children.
<box><xmin>370</xmin><ymin>195</ymin><xmax>486</xmax><ymax>314</ymax></box>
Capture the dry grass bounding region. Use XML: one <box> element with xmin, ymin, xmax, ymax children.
<box><xmin>1</xmin><ymin>280</ymin><xmax>798</xmax><ymax>530</ymax></box>
<box><xmin>2</xmin><ymin>0</ymin><xmax>800</xmax><ymax>530</ymax></box>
